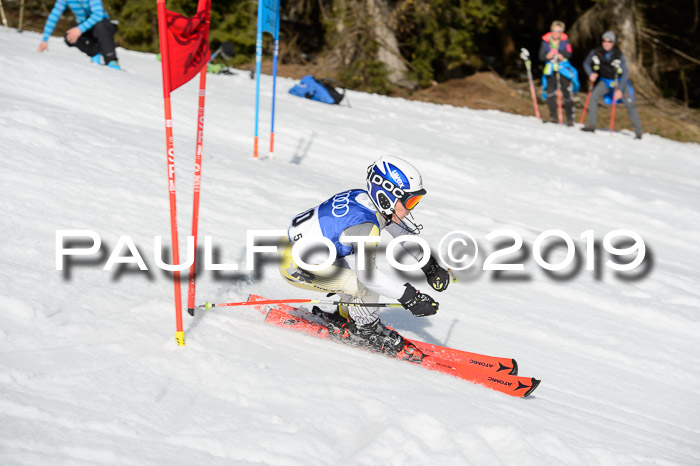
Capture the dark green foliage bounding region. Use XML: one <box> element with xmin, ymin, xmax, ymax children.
<box><xmin>319</xmin><ymin>1</ymin><xmax>392</xmax><ymax>94</ymax></box>
<box><xmin>110</xmin><ymin>0</ymin><xmax>257</xmax><ymax>62</ymax></box>
<box><xmin>393</xmin><ymin>0</ymin><xmax>506</xmax><ymax>86</ymax></box>
<box><xmin>337</xmin><ymin>39</ymin><xmax>392</xmax><ymax>94</ymax></box>
<box><xmin>108</xmin><ymin>0</ymin><xmax>159</xmax><ymax>52</ymax></box>
<box><xmin>208</xmin><ymin>1</ymin><xmax>257</xmax><ymax>65</ymax></box>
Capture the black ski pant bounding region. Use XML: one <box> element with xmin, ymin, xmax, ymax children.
<box><xmin>587</xmin><ymin>81</ymin><xmax>642</xmax><ymax>136</ymax></box>
<box><xmin>543</xmin><ymin>73</ymin><xmax>574</xmax><ymax>123</ymax></box>
<box><xmin>65</xmin><ymin>19</ymin><xmax>118</xmax><ymax>64</ymax></box>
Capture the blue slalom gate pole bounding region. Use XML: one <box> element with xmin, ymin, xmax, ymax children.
<box><xmin>269</xmin><ymin>0</ymin><xmax>280</xmax><ymax>158</ymax></box>
<box><xmin>253</xmin><ymin>0</ymin><xmax>263</xmax><ymax>158</ymax></box>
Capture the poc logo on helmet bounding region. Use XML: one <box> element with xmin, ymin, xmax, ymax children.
<box><xmin>370</xmin><ymin>173</ymin><xmax>405</xmax><ymax>198</ymax></box>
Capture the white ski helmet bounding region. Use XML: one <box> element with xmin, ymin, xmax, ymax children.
<box><xmin>366</xmin><ymin>155</ymin><xmax>426</xmax><ymax>216</ymax></box>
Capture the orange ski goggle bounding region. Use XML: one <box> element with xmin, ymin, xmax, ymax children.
<box><xmin>403</xmin><ymin>194</ymin><xmax>424</xmax><ymax>210</ymax></box>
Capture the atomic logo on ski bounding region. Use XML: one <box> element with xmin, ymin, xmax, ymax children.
<box><xmin>514</xmin><ymin>381</ymin><xmax>531</xmax><ymax>391</ymax></box>
<box><xmin>470</xmin><ymin>359</ymin><xmax>494</xmax><ymax>369</ymax></box>
<box><xmin>487</xmin><ymin>377</ymin><xmax>513</xmax><ymax>387</ymax></box>
<box><xmin>497</xmin><ymin>362</ymin><xmax>512</xmax><ymax>373</ymax></box>
<box><xmin>514</xmin><ymin>378</ymin><xmax>541</xmax><ymax>397</ymax></box>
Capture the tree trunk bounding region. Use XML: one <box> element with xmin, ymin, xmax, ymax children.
<box><xmin>610</xmin><ymin>0</ymin><xmax>660</xmax><ymax>99</ymax></box>
<box><xmin>500</xmin><ymin>5</ymin><xmax>517</xmax><ymax>76</ymax></box>
<box><xmin>366</xmin><ymin>0</ymin><xmax>412</xmax><ymax>87</ymax></box>
<box><xmin>570</xmin><ymin>0</ymin><xmax>661</xmax><ymax>100</ymax></box>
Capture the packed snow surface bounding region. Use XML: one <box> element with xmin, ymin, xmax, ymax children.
<box><xmin>1</xmin><ymin>28</ymin><xmax>699</xmax><ymax>465</ymax></box>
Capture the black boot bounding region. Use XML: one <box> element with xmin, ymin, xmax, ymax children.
<box><xmin>353</xmin><ymin>318</ymin><xmax>405</xmax><ymax>355</ymax></box>
<box><xmin>311</xmin><ymin>306</ymin><xmax>351</xmax><ymax>337</ymax></box>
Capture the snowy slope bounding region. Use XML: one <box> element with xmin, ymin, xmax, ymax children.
<box><xmin>1</xmin><ymin>27</ymin><xmax>700</xmax><ymax>465</ymax></box>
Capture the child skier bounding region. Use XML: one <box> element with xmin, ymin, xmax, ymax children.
<box><xmin>278</xmin><ymin>155</ymin><xmax>450</xmax><ymax>355</ymax></box>
<box><xmin>538</xmin><ymin>20</ymin><xmax>578</xmax><ymax>125</ymax></box>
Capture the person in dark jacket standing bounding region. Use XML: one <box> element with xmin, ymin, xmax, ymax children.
<box><xmin>581</xmin><ymin>31</ymin><xmax>642</xmax><ymax>139</ymax></box>
<box><xmin>539</xmin><ymin>20</ymin><xmax>575</xmax><ymax>125</ymax></box>
<box><xmin>37</xmin><ymin>0</ymin><xmax>120</xmax><ymax>70</ymax></box>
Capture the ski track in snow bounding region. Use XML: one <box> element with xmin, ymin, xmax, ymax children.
<box><xmin>1</xmin><ymin>28</ymin><xmax>699</xmax><ymax>465</ymax></box>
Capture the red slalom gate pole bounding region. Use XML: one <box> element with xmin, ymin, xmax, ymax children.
<box><xmin>157</xmin><ymin>0</ymin><xmax>185</xmax><ymax>346</ymax></box>
<box><xmin>187</xmin><ymin>67</ymin><xmax>208</xmax><ymax>317</ymax></box>
<box><xmin>580</xmin><ymin>81</ymin><xmax>594</xmax><ymax>124</ymax></box>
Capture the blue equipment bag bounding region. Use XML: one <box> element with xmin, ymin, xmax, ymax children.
<box><xmin>289</xmin><ymin>76</ymin><xmax>345</xmax><ymax>105</ymax></box>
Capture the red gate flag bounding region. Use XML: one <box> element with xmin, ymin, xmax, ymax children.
<box><xmin>163</xmin><ymin>0</ymin><xmax>211</xmax><ymax>92</ymax></box>
<box><xmin>156</xmin><ymin>0</ymin><xmax>211</xmax><ymax>346</ymax></box>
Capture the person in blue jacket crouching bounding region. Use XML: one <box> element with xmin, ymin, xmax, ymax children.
<box><xmin>37</xmin><ymin>0</ymin><xmax>120</xmax><ymax>70</ymax></box>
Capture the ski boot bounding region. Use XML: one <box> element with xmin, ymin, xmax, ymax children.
<box><xmin>107</xmin><ymin>61</ymin><xmax>121</xmax><ymax>71</ymax></box>
<box><xmin>91</xmin><ymin>53</ymin><xmax>102</xmax><ymax>65</ymax></box>
<box><xmin>311</xmin><ymin>306</ymin><xmax>352</xmax><ymax>339</ymax></box>
<box><xmin>351</xmin><ymin>318</ymin><xmax>406</xmax><ymax>356</ymax></box>
<box><xmin>397</xmin><ymin>341</ymin><xmax>427</xmax><ymax>363</ymax></box>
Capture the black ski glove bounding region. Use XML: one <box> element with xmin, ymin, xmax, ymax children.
<box><xmin>421</xmin><ymin>256</ymin><xmax>450</xmax><ymax>292</ymax></box>
<box><xmin>399</xmin><ymin>284</ymin><xmax>438</xmax><ymax>317</ymax></box>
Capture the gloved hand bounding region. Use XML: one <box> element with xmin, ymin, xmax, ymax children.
<box><xmin>399</xmin><ymin>284</ymin><xmax>438</xmax><ymax>317</ymax></box>
<box><xmin>421</xmin><ymin>256</ymin><xmax>450</xmax><ymax>292</ymax></box>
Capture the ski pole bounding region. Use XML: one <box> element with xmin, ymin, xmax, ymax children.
<box><xmin>609</xmin><ymin>59</ymin><xmax>622</xmax><ymax>136</ymax></box>
<box><xmin>448</xmin><ymin>268</ymin><xmax>458</xmax><ymax>283</ymax></box>
<box><xmin>609</xmin><ymin>98</ymin><xmax>617</xmax><ymax>135</ymax></box>
<box><xmin>554</xmin><ymin>58</ymin><xmax>563</xmax><ymax>124</ymax></box>
<box><xmin>520</xmin><ymin>48</ymin><xmax>540</xmax><ymax>120</ymax></box>
<box><xmin>209</xmin><ymin>47</ymin><xmax>222</xmax><ymax>63</ymax></box>
<box><xmin>579</xmin><ymin>80</ymin><xmax>594</xmax><ymax>124</ymax></box>
<box><xmin>199</xmin><ymin>299</ymin><xmax>404</xmax><ymax>310</ymax></box>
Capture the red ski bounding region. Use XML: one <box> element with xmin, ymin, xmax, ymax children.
<box><xmin>407</xmin><ymin>340</ymin><xmax>518</xmax><ymax>376</ymax></box>
<box><xmin>247</xmin><ymin>295</ymin><xmax>540</xmax><ymax>397</ymax></box>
